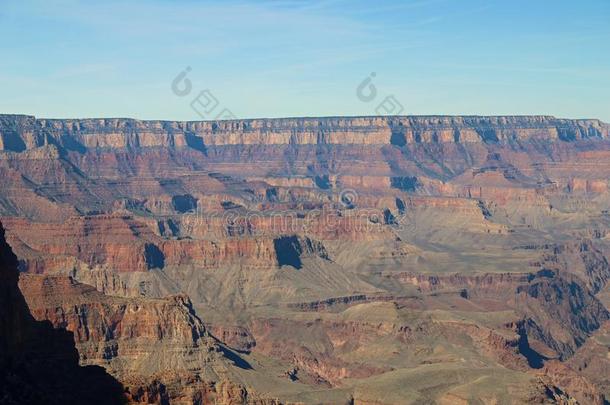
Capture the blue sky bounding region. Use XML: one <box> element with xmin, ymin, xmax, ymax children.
<box><xmin>1</xmin><ymin>0</ymin><xmax>609</xmax><ymax>121</ymax></box>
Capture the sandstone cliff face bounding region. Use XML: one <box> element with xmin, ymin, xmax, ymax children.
<box><xmin>538</xmin><ymin>360</ymin><xmax>606</xmax><ymax>405</ymax></box>
<box><xmin>1</xmin><ymin>114</ymin><xmax>610</xmax><ymax>224</ymax></box>
<box><xmin>0</xmin><ymin>222</ymin><xmax>126</xmax><ymax>404</ymax></box>
<box><xmin>0</xmin><ymin>219</ymin><xmax>284</xmax><ymax>404</ymax></box>
<box><xmin>3</xmin><ymin>113</ymin><xmax>610</xmax><ymax>404</ymax></box>
<box><xmin>567</xmin><ymin>321</ymin><xmax>610</xmax><ymax>400</ymax></box>
<box><xmin>392</xmin><ymin>267</ymin><xmax>610</xmax><ymax>358</ymax></box>
<box><xmin>1</xmin><ymin>115</ymin><xmax>607</xmax><ymax>151</ymax></box>
<box><xmin>515</xmin><ymin>270</ymin><xmax>610</xmax><ymax>360</ymax></box>
<box><xmin>18</xmin><ymin>275</ymin><xmax>215</xmax><ymax>375</ymax></box>
<box><xmin>16</xmin><ymin>262</ymin><xmax>286</xmax><ymax>405</ymax></box>
<box><xmin>3</xmin><ymin>215</ymin><xmax>334</xmax><ymax>276</ymax></box>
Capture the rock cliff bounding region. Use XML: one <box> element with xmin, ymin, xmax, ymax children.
<box><xmin>1</xmin><ymin>115</ymin><xmax>607</xmax><ymax>151</ymax></box>
<box><xmin>2</xmin><ymin>113</ymin><xmax>610</xmax><ymax>404</ymax></box>
<box><xmin>0</xmin><ymin>222</ymin><xmax>125</xmax><ymax>404</ymax></box>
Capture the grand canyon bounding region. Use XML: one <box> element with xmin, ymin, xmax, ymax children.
<box><xmin>1</xmin><ymin>113</ymin><xmax>610</xmax><ymax>404</ymax></box>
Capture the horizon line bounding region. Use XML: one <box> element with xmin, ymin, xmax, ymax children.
<box><xmin>0</xmin><ymin>113</ymin><xmax>607</xmax><ymax>124</ymax></box>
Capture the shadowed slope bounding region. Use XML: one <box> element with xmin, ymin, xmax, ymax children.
<box><xmin>0</xmin><ymin>222</ymin><xmax>126</xmax><ymax>405</ymax></box>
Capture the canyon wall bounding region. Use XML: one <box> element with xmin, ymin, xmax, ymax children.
<box><xmin>2</xmin><ymin>114</ymin><xmax>610</xmax><ymax>404</ymax></box>
<box><xmin>0</xmin><ymin>222</ymin><xmax>126</xmax><ymax>404</ymax></box>
<box><xmin>1</xmin><ymin>115</ymin><xmax>607</xmax><ymax>151</ymax></box>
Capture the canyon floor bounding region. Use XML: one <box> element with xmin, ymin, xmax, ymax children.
<box><xmin>1</xmin><ymin>114</ymin><xmax>610</xmax><ymax>404</ymax></box>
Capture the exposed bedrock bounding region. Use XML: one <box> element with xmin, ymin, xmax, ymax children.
<box><xmin>16</xmin><ymin>258</ymin><xmax>286</xmax><ymax>404</ymax></box>
<box><xmin>394</xmin><ymin>267</ymin><xmax>610</xmax><ymax>361</ymax></box>
<box><xmin>1</xmin><ymin>115</ymin><xmax>607</xmax><ymax>151</ymax></box>
<box><xmin>0</xmin><ymin>222</ymin><xmax>126</xmax><ymax>404</ymax></box>
<box><xmin>2</xmin><ymin>113</ymin><xmax>610</xmax><ymax>403</ymax></box>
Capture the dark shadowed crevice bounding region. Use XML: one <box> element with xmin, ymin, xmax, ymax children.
<box><xmin>218</xmin><ymin>346</ymin><xmax>253</xmax><ymax>370</ymax></box>
<box><xmin>56</xmin><ymin>134</ymin><xmax>87</xmax><ymax>154</ymax></box>
<box><xmin>1</xmin><ymin>131</ymin><xmax>27</xmax><ymax>152</ymax></box>
<box><xmin>395</xmin><ymin>197</ymin><xmax>406</xmax><ymax>215</ymax></box>
<box><xmin>184</xmin><ymin>132</ymin><xmax>207</xmax><ymax>154</ymax></box>
<box><xmin>144</xmin><ymin>243</ymin><xmax>165</xmax><ymax>269</ymax></box>
<box><xmin>390</xmin><ymin>176</ymin><xmax>419</xmax><ymax>192</ymax></box>
<box><xmin>477</xmin><ymin>128</ymin><xmax>499</xmax><ymax>143</ymax></box>
<box><xmin>383</xmin><ymin>208</ymin><xmax>397</xmax><ymax>225</ymax></box>
<box><xmin>390</xmin><ymin>130</ymin><xmax>407</xmax><ymax>147</ymax></box>
<box><xmin>517</xmin><ymin>322</ymin><xmax>546</xmax><ymax>369</ymax></box>
<box><xmin>265</xmin><ymin>187</ymin><xmax>278</xmax><ymax>202</ymax></box>
<box><xmin>314</xmin><ymin>175</ymin><xmax>331</xmax><ymax>189</ymax></box>
<box><xmin>166</xmin><ymin>219</ymin><xmax>180</xmax><ymax>235</ymax></box>
<box><xmin>172</xmin><ymin>194</ymin><xmax>198</xmax><ymax>213</ymax></box>
<box><xmin>273</xmin><ymin>236</ymin><xmax>303</xmax><ymax>269</ymax></box>
<box><xmin>557</xmin><ymin>127</ymin><xmax>579</xmax><ymax>141</ymax></box>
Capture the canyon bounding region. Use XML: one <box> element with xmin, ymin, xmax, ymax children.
<box><xmin>1</xmin><ymin>114</ymin><xmax>610</xmax><ymax>404</ymax></box>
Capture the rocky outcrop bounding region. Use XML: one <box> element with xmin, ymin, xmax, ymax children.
<box><xmin>16</xmin><ymin>265</ymin><xmax>285</xmax><ymax>405</ymax></box>
<box><xmin>18</xmin><ymin>275</ymin><xmax>217</xmax><ymax>376</ymax></box>
<box><xmin>392</xmin><ymin>271</ymin><xmax>531</xmax><ymax>296</ymax></box>
<box><xmin>3</xmin><ymin>213</ymin><xmax>338</xmax><ymax>277</ymax></box>
<box><xmin>538</xmin><ymin>360</ymin><xmax>606</xmax><ymax>405</ymax></box>
<box><xmin>393</xmin><ymin>267</ymin><xmax>610</xmax><ymax>364</ymax></box>
<box><xmin>516</xmin><ymin>270</ymin><xmax>610</xmax><ymax>360</ymax></box>
<box><xmin>566</xmin><ymin>321</ymin><xmax>610</xmax><ymax>400</ymax></box>
<box><xmin>3</xmin><ymin>112</ymin><xmax>610</xmax><ymax>403</ymax></box>
<box><xmin>542</xmin><ymin>239</ymin><xmax>610</xmax><ymax>294</ymax></box>
<box><xmin>0</xmin><ymin>222</ymin><xmax>126</xmax><ymax>404</ymax></box>
<box><xmin>1</xmin><ymin>115</ymin><xmax>607</xmax><ymax>151</ymax></box>
<box><xmin>0</xmin><ymin>217</ymin><xmax>283</xmax><ymax>404</ymax></box>
<box><xmin>205</xmin><ymin>324</ymin><xmax>257</xmax><ymax>353</ymax></box>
